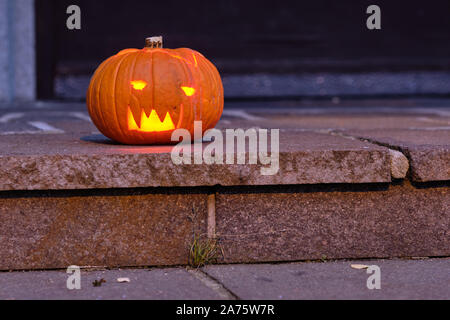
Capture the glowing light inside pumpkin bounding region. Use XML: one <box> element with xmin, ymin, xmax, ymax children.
<box><xmin>181</xmin><ymin>86</ymin><xmax>196</xmax><ymax>96</ymax></box>
<box><xmin>131</xmin><ymin>80</ymin><xmax>148</xmax><ymax>91</ymax></box>
<box><xmin>128</xmin><ymin>107</ymin><xmax>175</xmax><ymax>132</ymax></box>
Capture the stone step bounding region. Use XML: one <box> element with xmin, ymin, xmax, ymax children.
<box><xmin>0</xmin><ymin>100</ymin><xmax>448</xmax><ymax>270</ymax></box>
<box><xmin>1</xmin><ymin>181</ymin><xmax>448</xmax><ymax>270</ymax></box>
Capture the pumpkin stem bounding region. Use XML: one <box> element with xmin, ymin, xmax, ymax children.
<box><xmin>145</xmin><ymin>36</ymin><xmax>163</xmax><ymax>48</ymax></box>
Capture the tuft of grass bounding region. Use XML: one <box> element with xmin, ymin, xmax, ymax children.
<box><xmin>188</xmin><ymin>236</ymin><xmax>221</xmax><ymax>268</ymax></box>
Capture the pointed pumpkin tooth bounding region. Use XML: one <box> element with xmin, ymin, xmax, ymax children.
<box><xmin>129</xmin><ymin>95</ymin><xmax>142</xmax><ymax>127</ymax></box>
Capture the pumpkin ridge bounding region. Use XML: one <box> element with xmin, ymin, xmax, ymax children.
<box><xmin>130</xmin><ymin>50</ymin><xmax>146</xmax><ymax>140</ymax></box>
<box><xmin>205</xmin><ymin>57</ymin><xmax>224</xmax><ymax>127</ymax></box>
<box><xmin>150</xmin><ymin>50</ymin><xmax>155</xmax><ymax>135</ymax></box>
<box><xmin>197</xmin><ymin>52</ymin><xmax>218</xmax><ymax>129</ymax></box>
<box><xmin>88</xmin><ymin>58</ymin><xmax>108</xmax><ymax>132</ymax></box>
<box><xmin>94</xmin><ymin>56</ymin><xmax>117</xmax><ymax>139</ymax></box>
<box><xmin>177</xmin><ymin>48</ymin><xmax>202</xmax><ymax>125</ymax></box>
<box><xmin>174</xmin><ymin>49</ymin><xmax>195</xmax><ymax>129</ymax></box>
<box><xmin>199</xmin><ymin>54</ymin><xmax>213</xmax><ymax>128</ymax></box>
<box><xmin>111</xmin><ymin>53</ymin><xmax>132</xmax><ymax>140</ymax></box>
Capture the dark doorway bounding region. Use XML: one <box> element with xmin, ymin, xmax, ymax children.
<box><xmin>36</xmin><ymin>0</ymin><xmax>450</xmax><ymax>100</ymax></box>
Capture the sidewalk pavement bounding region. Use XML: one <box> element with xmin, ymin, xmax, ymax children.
<box><xmin>0</xmin><ymin>258</ymin><xmax>448</xmax><ymax>300</ymax></box>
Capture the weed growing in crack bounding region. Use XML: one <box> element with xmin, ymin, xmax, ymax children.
<box><xmin>187</xmin><ymin>205</ymin><xmax>223</xmax><ymax>268</ymax></box>
<box><xmin>188</xmin><ymin>236</ymin><xmax>221</xmax><ymax>268</ymax></box>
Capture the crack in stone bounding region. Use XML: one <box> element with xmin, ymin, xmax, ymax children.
<box><xmin>325</xmin><ymin>130</ymin><xmax>411</xmax><ymax>180</ymax></box>
<box><xmin>187</xmin><ymin>268</ymin><xmax>239</xmax><ymax>300</ymax></box>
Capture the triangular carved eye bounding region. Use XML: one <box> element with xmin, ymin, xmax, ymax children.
<box><xmin>131</xmin><ymin>80</ymin><xmax>147</xmax><ymax>90</ymax></box>
<box><xmin>181</xmin><ymin>86</ymin><xmax>195</xmax><ymax>96</ymax></box>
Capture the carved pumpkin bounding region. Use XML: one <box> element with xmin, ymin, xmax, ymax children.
<box><xmin>86</xmin><ymin>37</ymin><xmax>224</xmax><ymax>145</ymax></box>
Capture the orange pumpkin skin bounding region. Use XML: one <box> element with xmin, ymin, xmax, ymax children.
<box><xmin>86</xmin><ymin>44</ymin><xmax>224</xmax><ymax>145</ymax></box>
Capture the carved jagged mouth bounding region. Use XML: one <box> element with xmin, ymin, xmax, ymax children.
<box><xmin>127</xmin><ymin>106</ymin><xmax>175</xmax><ymax>132</ymax></box>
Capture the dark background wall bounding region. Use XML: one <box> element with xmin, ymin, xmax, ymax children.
<box><xmin>36</xmin><ymin>0</ymin><xmax>450</xmax><ymax>99</ymax></box>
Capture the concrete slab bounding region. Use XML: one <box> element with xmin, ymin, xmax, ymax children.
<box><xmin>254</xmin><ymin>114</ymin><xmax>450</xmax><ymax>130</ymax></box>
<box><xmin>218</xmin><ymin>104</ymin><xmax>450</xmax><ymax>183</ymax></box>
<box><xmin>0</xmin><ymin>101</ymin><xmax>448</xmax><ymax>187</ymax></box>
<box><xmin>0</xmin><ymin>268</ymin><xmax>222</xmax><ymax>300</ymax></box>
<box><xmin>347</xmin><ymin>129</ymin><xmax>450</xmax><ymax>181</ymax></box>
<box><xmin>215</xmin><ymin>181</ymin><xmax>449</xmax><ymax>263</ymax></box>
<box><xmin>1</xmin><ymin>259</ymin><xmax>449</xmax><ymax>300</ymax></box>
<box><xmin>0</xmin><ymin>105</ymin><xmax>394</xmax><ymax>191</ymax></box>
<box><xmin>1</xmin><ymin>180</ymin><xmax>447</xmax><ymax>270</ymax></box>
<box><xmin>0</xmin><ymin>191</ymin><xmax>207</xmax><ymax>270</ymax></box>
<box><xmin>204</xmin><ymin>258</ymin><xmax>450</xmax><ymax>300</ymax></box>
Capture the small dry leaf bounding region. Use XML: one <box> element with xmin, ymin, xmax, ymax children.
<box><xmin>351</xmin><ymin>264</ymin><xmax>369</xmax><ymax>270</ymax></box>
<box><xmin>92</xmin><ymin>279</ymin><xmax>106</xmax><ymax>287</ymax></box>
<box><xmin>117</xmin><ymin>277</ymin><xmax>130</xmax><ymax>283</ymax></box>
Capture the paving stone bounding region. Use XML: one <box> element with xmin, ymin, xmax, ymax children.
<box><xmin>243</xmin><ymin>114</ymin><xmax>450</xmax><ymax>131</ymax></box>
<box><xmin>346</xmin><ymin>129</ymin><xmax>450</xmax><ymax>181</ymax></box>
<box><xmin>0</xmin><ymin>268</ymin><xmax>222</xmax><ymax>300</ymax></box>
<box><xmin>0</xmin><ymin>129</ymin><xmax>391</xmax><ymax>191</ymax></box>
<box><xmin>0</xmin><ymin>192</ymin><xmax>207</xmax><ymax>270</ymax></box>
<box><xmin>203</xmin><ymin>258</ymin><xmax>450</xmax><ymax>300</ymax></box>
<box><xmin>2</xmin><ymin>102</ymin><xmax>449</xmax><ymax>189</ymax></box>
<box><xmin>2</xmin><ymin>181</ymin><xmax>447</xmax><ymax>270</ymax></box>
<box><xmin>215</xmin><ymin>181</ymin><xmax>449</xmax><ymax>263</ymax></box>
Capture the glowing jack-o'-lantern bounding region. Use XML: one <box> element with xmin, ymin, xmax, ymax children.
<box><xmin>86</xmin><ymin>36</ymin><xmax>224</xmax><ymax>145</ymax></box>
